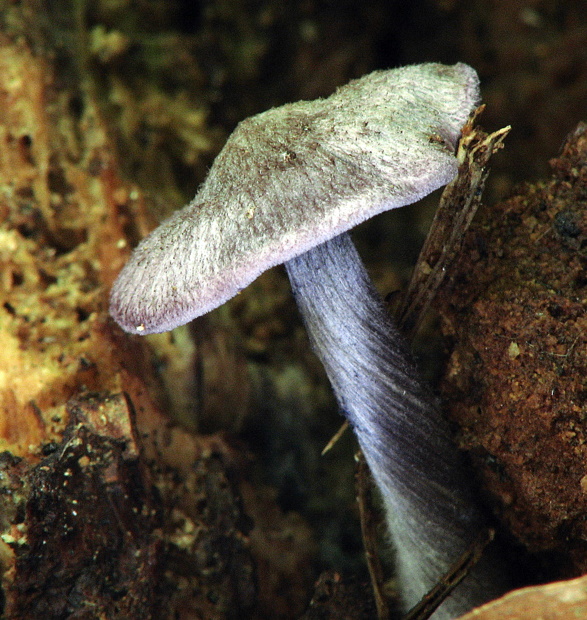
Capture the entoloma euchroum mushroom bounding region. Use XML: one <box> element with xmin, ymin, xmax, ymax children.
<box><xmin>110</xmin><ymin>63</ymin><xmax>510</xmax><ymax>618</ymax></box>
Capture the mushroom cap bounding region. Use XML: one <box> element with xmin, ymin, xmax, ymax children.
<box><xmin>110</xmin><ymin>63</ymin><xmax>479</xmax><ymax>334</ymax></box>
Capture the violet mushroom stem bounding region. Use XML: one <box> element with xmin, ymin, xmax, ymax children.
<box><xmin>285</xmin><ymin>232</ymin><xmax>508</xmax><ymax>619</ymax></box>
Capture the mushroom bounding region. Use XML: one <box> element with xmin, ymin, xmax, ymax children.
<box><xmin>110</xmin><ymin>63</ymin><xmax>510</xmax><ymax>618</ymax></box>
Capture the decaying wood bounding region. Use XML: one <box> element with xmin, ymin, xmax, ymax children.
<box><xmin>0</xmin><ymin>29</ymin><xmax>313</xmax><ymax>620</ymax></box>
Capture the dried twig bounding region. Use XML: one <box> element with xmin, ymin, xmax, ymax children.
<box><xmin>321</xmin><ymin>420</ymin><xmax>349</xmax><ymax>455</ymax></box>
<box><xmin>397</xmin><ymin>107</ymin><xmax>511</xmax><ymax>335</ymax></box>
<box><xmin>403</xmin><ymin>528</ymin><xmax>496</xmax><ymax>620</ymax></box>
<box><xmin>355</xmin><ymin>451</ymin><xmax>390</xmax><ymax>620</ymax></box>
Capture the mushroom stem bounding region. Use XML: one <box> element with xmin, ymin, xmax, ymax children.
<box><xmin>285</xmin><ymin>231</ymin><xmax>507</xmax><ymax>618</ymax></box>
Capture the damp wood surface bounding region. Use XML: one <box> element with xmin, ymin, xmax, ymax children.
<box><xmin>0</xmin><ymin>29</ymin><xmax>318</xmax><ymax>620</ymax></box>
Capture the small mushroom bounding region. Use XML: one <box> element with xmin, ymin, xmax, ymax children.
<box><xmin>110</xmin><ymin>63</ymin><xmax>510</xmax><ymax>618</ymax></box>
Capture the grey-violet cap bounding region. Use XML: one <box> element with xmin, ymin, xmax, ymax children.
<box><xmin>110</xmin><ymin>62</ymin><xmax>479</xmax><ymax>334</ymax></box>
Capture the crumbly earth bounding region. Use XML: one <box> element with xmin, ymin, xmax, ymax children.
<box><xmin>438</xmin><ymin>123</ymin><xmax>587</xmax><ymax>576</ymax></box>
